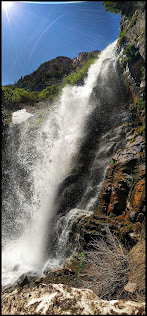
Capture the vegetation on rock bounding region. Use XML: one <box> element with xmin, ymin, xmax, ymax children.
<box><xmin>1</xmin><ymin>51</ymin><xmax>100</xmax><ymax>127</ymax></box>
<box><xmin>123</xmin><ymin>44</ymin><xmax>140</xmax><ymax>63</ymax></box>
<box><xmin>102</xmin><ymin>1</ymin><xmax>145</xmax><ymax>17</ymax></box>
<box><xmin>63</xmin><ymin>52</ymin><xmax>100</xmax><ymax>86</ymax></box>
<box><xmin>13</xmin><ymin>56</ymin><xmax>74</xmax><ymax>92</ymax></box>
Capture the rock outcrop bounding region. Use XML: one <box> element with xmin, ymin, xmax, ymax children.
<box><xmin>72</xmin><ymin>50</ymin><xmax>100</xmax><ymax>65</ymax></box>
<box><xmin>2</xmin><ymin>283</ymin><xmax>145</xmax><ymax>315</ymax></box>
<box><xmin>120</xmin><ymin>2</ymin><xmax>146</xmax><ymax>61</ymax></box>
<box><xmin>99</xmin><ymin>135</ymin><xmax>145</xmax><ymax>218</ymax></box>
<box><xmin>97</xmin><ymin>1</ymin><xmax>146</xmax><ymax>240</ymax></box>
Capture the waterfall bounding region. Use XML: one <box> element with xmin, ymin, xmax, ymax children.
<box><xmin>2</xmin><ymin>40</ymin><xmax>130</xmax><ymax>287</ymax></box>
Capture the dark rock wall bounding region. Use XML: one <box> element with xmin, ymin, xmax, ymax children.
<box><xmin>68</xmin><ymin>2</ymin><xmax>146</xmax><ymax>253</ymax></box>
<box><xmin>92</xmin><ymin>2</ymin><xmax>146</xmax><ymax>247</ymax></box>
<box><xmin>120</xmin><ymin>4</ymin><xmax>146</xmax><ymax>61</ymax></box>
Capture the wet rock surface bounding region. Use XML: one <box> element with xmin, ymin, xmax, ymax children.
<box><xmin>2</xmin><ymin>271</ymin><xmax>41</xmax><ymax>294</ymax></box>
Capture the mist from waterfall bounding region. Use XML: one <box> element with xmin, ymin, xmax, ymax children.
<box><xmin>2</xmin><ymin>40</ymin><xmax>127</xmax><ymax>287</ymax></box>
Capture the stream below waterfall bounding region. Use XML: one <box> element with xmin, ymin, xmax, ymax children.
<box><xmin>2</xmin><ymin>40</ymin><xmax>130</xmax><ymax>287</ymax></box>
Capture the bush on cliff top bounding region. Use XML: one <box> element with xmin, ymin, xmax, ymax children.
<box><xmin>63</xmin><ymin>53</ymin><xmax>99</xmax><ymax>86</ymax></box>
<box><xmin>2</xmin><ymin>86</ymin><xmax>39</xmax><ymax>109</ymax></box>
<box><xmin>102</xmin><ymin>1</ymin><xmax>145</xmax><ymax>16</ymax></box>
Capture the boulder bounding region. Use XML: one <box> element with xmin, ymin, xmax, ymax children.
<box><xmin>34</xmin><ymin>268</ymin><xmax>76</xmax><ymax>287</ymax></box>
<box><xmin>17</xmin><ymin>274</ymin><xmax>29</xmax><ymax>287</ymax></box>
<box><xmin>124</xmin><ymin>282</ymin><xmax>138</xmax><ymax>294</ymax></box>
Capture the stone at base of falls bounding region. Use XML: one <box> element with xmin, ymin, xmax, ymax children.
<box><xmin>34</xmin><ymin>268</ymin><xmax>76</xmax><ymax>287</ymax></box>
<box><xmin>2</xmin><ymin>272</ymin><xmax>40</xmax><ymax>293</ymax></box>
<box><xmin>2</xmin><ymin>283</ymin><xmax>145</xmax><ymax>315</ymax></box>
<box><xmin>42</xmin><ymin>267</ymin><xmax>75</xmax><ymax>278</ymax></box>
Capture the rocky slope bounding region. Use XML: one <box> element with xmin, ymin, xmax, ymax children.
<box><xmin>2</xmin><ymin>283</ymin><xmax>145</xmax><ymax>315</ymax></box>
<box><xmin>12</xmin><ymin>50</ymin><xmax>99</xmax><ymax>92</ymax></box>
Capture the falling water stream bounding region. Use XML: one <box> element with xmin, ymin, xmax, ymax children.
<box><xmin>2</xmin><ymin>40</ymin><xmax>130</xmax><ymax>287</ymax></box>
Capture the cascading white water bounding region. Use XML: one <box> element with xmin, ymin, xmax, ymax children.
<box><xmin>2</xmin><ymin>40</ymin><xmax>125</xmax><ymax>287</ymax></box>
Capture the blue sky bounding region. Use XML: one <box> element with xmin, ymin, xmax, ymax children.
<box><xmin>2</xmin><ymin>1</ymin><xmax>121</xmax><ymax>86</ymax></box>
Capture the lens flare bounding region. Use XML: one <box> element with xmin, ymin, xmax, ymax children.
<box><xmin>2</xmin><ymin>1</ymin><xmax>13</xmax><ymax>28</ymax></box>
<box><xmin>2</xmin><ymin>1</ymin><xmax>13</xmax><ymax>10</ymax></box>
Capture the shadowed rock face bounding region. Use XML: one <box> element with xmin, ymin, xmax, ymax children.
<box><xmin>2</xmin><ymin>283</ymin><xmax>146</xmax><ymax>315</ymax></box>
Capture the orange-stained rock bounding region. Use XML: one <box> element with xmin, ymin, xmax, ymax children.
<box><xmin>98</xmin><ymin>134</ymin><xmax>145</xmax><ymax>218</ymax></box>
<box><xmin>131</xmin><ymin>178</ymin><xmax>146</xmax><ymax>213</ymax></box>
<box><xmin>138</xmin><ymin>164</ymin><xmax>146</xmax><ymax>178</ymax></box>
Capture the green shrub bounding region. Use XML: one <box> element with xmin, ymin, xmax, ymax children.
<box><xmin>111</xmin><ymin>158</ymin><xmax>115</xmax><ymax>165</ymax></box>
<box><xmin>101</xmin><ymin>2</ymin><xmax>125</xmax><ymax>15</ymax></box>
<box><xmin>101</xmin><ymin>1</ymin><xmax>142</xmax><ymax>17</ymax></box>
<box><xmin>1</xmin><ymin>108</ymin><xmax>11</xmax><ymax>126</ymax></box>
<box><xmin>2</xmin><ymin>86</ymin><xmax>40</xmax><ymax>110</ymax></box>
<box><xmin>123</xmin><ymin>44</ymin><xmax>140</xmax><ymax>64</ymax></box>
<box><xmin>110</xmin><ymin>212</ymin><xmax>115</xmax><ymax>218</ymax></box>
<box><xmin>117</xmin><ymin>30</ymin><xmax>126</xmax><ymax>46</ymax></box>
<box><xmin>130</xmin><ymin>98</ymin><xmax>145</xmax><ymax>128</ymax></box>
<box><xmin>141</xmin><ymin>65</ymin><xmax>145</xmax><ymax>81</ymax></box>
<box><xmin>38</xmin><ymin>84</ymin><xmax>62</xmax><ymax>101</ymax></box>
<box><xmin>138</xmin><ymin>98</ymin><xmax>145</xmax><ymax>107</ymax></box>
<box><xmin>79</xmin><ymin>251</ymin><xmax>86</xmax><ymax>269</ymax></box>
<box><xmin>63</xmin><ymin>54</ymin><xmax>99</xmax><ymax>86</ymax></box>
<box><xmin>136</xmin><ymin>124</ymin><xmax>146</xmax><ymax>138</ymax></box>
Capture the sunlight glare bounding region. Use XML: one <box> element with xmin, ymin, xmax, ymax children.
<box><xmin>2</xmin><ymin>1</ymin><xmax>13</xmax><ymax>10</ymax></box>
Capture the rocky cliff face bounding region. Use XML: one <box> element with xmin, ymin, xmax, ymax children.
<box><xmin>72</xmin><ymin>50</ymin><xmax>100</xmax><ymax>65</ymax></box>
<box><xmin>67</xmin><ymin>1</ymin><xmax>146</xmax><ymax>302</ymax></box>
<box><xmin>98</xmin><ymin>2</ymin><xmax>146</xmax><ymax>232</ymax></box>
<box><xmin>120</xmin><ymin>4</ymin><xmax>145</xmax><ymax>60</ymax></box>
